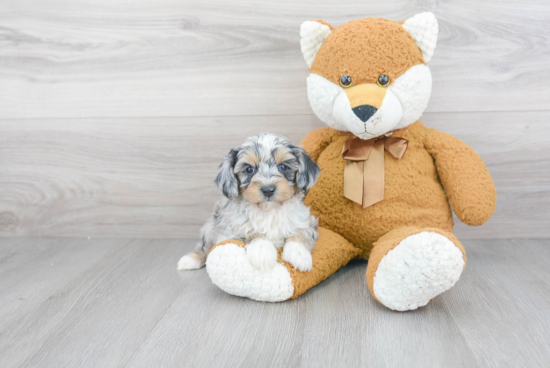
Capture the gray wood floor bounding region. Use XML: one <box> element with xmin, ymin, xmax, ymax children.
<box><xmin>1</xmin><ymin>238</ymin><xmax>549</xmax><ymax>368</ymax></box>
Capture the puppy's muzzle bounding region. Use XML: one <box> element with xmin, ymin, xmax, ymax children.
<box><xmin>261</xmin><ymin>185</ymin><xmax>276</xmax><ymax>198</ymax></box>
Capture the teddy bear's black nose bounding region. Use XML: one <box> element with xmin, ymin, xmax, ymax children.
<box><xmin>261</xmin><ymin>185</ymin><xmax>276</xmax><ymax>197</ymax></box>
<box><xmin>352</xmin><ymin>105</ymin><xmax>378</xmax><ymax>122</ymax></box>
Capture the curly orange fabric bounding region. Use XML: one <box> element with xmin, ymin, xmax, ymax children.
<box><xmin>310</xmin><ymin>18</ymin><xmax>425</xmax><ymax>87</ymax></box>
<box><xmin>298</xmin><ymin>126</ymin><xmax>341</xmax><ymax>161</ymax></box>
<box><xmin>302</xmin><ymin>121</ymin><xmax>496</xmax><ymax>259</ymax></box>
<box><xmin>424</xmin><ymin>130</ymin><xmax>497</xmax><ymax>225</ymax></box>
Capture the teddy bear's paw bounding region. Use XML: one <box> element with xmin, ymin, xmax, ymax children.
<box><xmin>282</xmin><ymin>241</ymin><xmax>313</xmax><ymax>272</ymax></box>
<box><xmin>205</xmin><ymin>242</ymin><xmax>294</xmax><ymax>302</ymax></box>
<box><xmin>246</xmin><ymin>238</ymin><xmax>278</xmax><ymax>271</ymax></box>
<box><xmin>372</xmin><ymin>231</ymin><xmax>465</xmax><ymax>311</ymax></box>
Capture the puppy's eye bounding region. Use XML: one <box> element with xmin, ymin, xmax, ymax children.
<box><xmin>278</xmin><ymin>164</ymin><xmax>287</xmax><ymax>172</ymax></box>
<box><xmin>340</xmin><ymin>74</ymin><xmax>352</xmax><ymax>88</ymax></box>
<box><xmin>245</xmin><ymin>167</ymin><xmax>255</xmax><ymax>174</ymax></box>
<box><xmin>377</xmin><ymin>74</ymin><xmax>390</xmax><ymax>87</ymax></box>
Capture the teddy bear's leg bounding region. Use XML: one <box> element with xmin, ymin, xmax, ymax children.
<box><xmin>206</xmin><ymin>227</ymin><xmax>361</xmax><ymax>302</ymax></box>
<box><xmin>366</xmin><ymin>227</ymin><xmax>466</xmax><ymax>311</ymax></box>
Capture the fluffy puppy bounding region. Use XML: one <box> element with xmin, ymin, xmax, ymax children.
<box><xmin>178</xmin><ymin>133</ymin><xmax>321</xmax><ymax>272</ymax></box>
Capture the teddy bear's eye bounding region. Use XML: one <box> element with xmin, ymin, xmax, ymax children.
<box><xmin>377</xmin><ymin>74</ymin><xmax>390</xmax><ymax>87</ymax></box>
<box><xmin>340</xmin><ymin>74</ymin><xmax>352</xmax><ymax>87</ymax></box>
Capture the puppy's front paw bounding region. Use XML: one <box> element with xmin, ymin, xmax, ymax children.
<box><xmin>282</xmin><ymin>241</ymin><xmax>312</xmax><ymax>272</ymax></box>
<box><xmin>246</xmin><ymin>238</ymin><xmax>278</xmax><ymax>271</ymax></box>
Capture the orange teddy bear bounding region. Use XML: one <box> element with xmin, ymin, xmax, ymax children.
<box><xmin>205</xmin><ymin>13</ymin><xmax>496</xmax><ymax>311</ymax></box>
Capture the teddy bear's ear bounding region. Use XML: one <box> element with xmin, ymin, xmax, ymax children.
<box><xmin>402</xmin><ymin>12</ymin><xmax>439</xmax><ymax>63</ymax></box>
<box><xmin>300</xmin><ymin>20</ymin><xmax>333</xmax><ymax>68</ymax></box>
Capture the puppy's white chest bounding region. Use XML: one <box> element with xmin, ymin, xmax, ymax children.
<box><xmin>244</xmin><ymin>202</ymin><xmax>303</xmax><ymax>249</ymax></box>
<box><xmin>250</xmin><ymin>207</ymin><xmax>293</xmax><ymax>248</ymax></box>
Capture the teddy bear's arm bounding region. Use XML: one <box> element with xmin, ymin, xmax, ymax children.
<box><xmin>424</xmin><ymin>130</ymin><xmax>496</xmax><ymax>226</ymax></box>
<box><xmin>299</xmin><ymin>127</ymin><xmax>341</xmax><ymax>161</ymax></box>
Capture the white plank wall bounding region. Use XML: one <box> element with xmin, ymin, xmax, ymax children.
<box><xmin>0</xmin><ymin>0</ymin><xmax>549</xmax><ymax>238</ymax></box>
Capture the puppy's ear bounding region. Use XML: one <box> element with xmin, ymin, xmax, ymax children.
<box><xmin>215</xmin><ymin>148</ymin><xmax>240</xmax><ymax>198</ymax></box>
<box><xmin>292</xmin><ymin>146</ymin><xmax>320</xmax><ymax>193</ymax></box>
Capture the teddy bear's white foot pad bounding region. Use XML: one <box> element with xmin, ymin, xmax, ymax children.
<box><xmin>373</xmin><ymin>232</ymin><xmax>465</xmax><ymax>311</ymax></box>
<box><xmin>206</xmin><ymin>243</ymin><xmax>294</xmax><ymax>302</ymax></box>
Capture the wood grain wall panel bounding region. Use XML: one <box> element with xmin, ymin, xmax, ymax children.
<box><xmin>0</xmin><ymin>0</ymin><xmax>548</xmax><ymax>238</ymax></box>
<box><xmin>0</xmin><ymin>115</ymin><xmax>320</xmax><ymax>237</ymax></box>
<box><xmin>0</xmin><ymin>0</ymin><xmax>548</xmax><ymax>118</ymax></box>
<box><xmin>0</xmin><ymin>111</ymin><xmax>547</xmax><ymax>238</ymax></box>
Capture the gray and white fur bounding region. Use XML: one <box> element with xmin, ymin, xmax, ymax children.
<box><xmin>177</xmin><ymin>133</ymin><xmax>321</xmax><ymax>272</ymax></box>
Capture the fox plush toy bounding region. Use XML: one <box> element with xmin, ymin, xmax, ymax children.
<box><xmin>205</xmin><ymin>12</ymin><xmax>497</xmax><ymax>311</ymax></box>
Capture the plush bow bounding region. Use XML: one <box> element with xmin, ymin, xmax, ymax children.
<box><xmin>341</xmin><ymin>131</ymin><xmax>408</xmax><ymax>208</ymax></box>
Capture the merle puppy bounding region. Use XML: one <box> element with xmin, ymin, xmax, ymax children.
<box><xmin>178</xmin><ymin>133</ymin><xmax>320</xmax><ymax>272</ymax></box>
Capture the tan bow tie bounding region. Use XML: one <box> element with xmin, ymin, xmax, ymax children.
<box><xmin>341</xmin><ymin>131</ymin><xmax>408</xmax><ymax>208</ymax></box>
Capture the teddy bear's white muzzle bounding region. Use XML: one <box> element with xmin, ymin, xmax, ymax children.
<box><xmin>333</xmin><ymin>89</ymin><xmax>403</xmax><ymax>140</ymax></box>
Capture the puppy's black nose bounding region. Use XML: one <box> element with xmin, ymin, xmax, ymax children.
<box><xmin>352</xmin><ymin>105</ymin><xmax>378</xmax><ymax>122</ymax></box>
<box><xmin>261</xmin><ymin>185</ymin><xmax>276</xmax><ymax>197</ymax></box>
